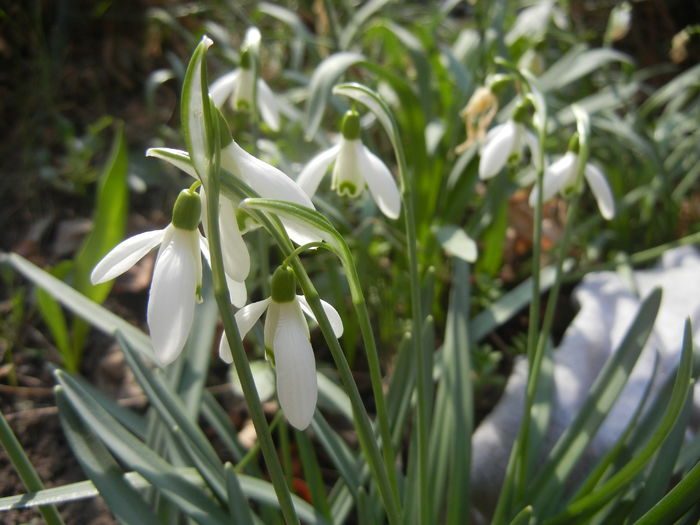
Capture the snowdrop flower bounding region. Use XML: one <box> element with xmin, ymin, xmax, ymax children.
<box><xmin>219</xmin><ymin>266</ymin><xmax>343</xmax><ymax>430</ymax></box>
<box><xmin>210</xmin><ymin>48</ymin><xmax>280</xmax><ymax>131</ymax></box>
<box><xmin>479</xmin><ymin>98</ymin><xmax>540</xmax><ymax>180</ymax></box>
<box><xmin>296</xmin><ymin>109</ymin><xmax>401</xmax><ymax>220</ymax></box>
<box><xmin>91</xmin><ymin>188</ymin><xmax>207</xmax><ymax>366</ymax></box>
<box><xmin>528</xmin><ymin>147</ymin><xmax>616</xmax><ymax>220</ymax></box>
<box><xmin>147</xmin><ymin>130</ymin><xmax>320</xmax><ymax>246</ymax></box>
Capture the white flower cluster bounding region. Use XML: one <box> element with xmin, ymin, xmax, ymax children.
<box><xmin>91</xmin><ymin>30</ymin><xmax>403</xmax><ymax>430</ymax></box>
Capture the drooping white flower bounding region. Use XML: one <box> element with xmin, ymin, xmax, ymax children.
<box><xmin>91</xmin><ymin>189</ymin><xmax>207</xmax><ymax>366</ymax></box>
<box><xmin>479</xmin><ymin>120</ymin><xmax>541</xmax><ymax>180</ymax></box>
<box><xmin>296</xmin><ymin>109</ymin><xmax>401</xmax><ymax>220</ymax></box>
<box><xmin>219</xmin><ymin>266</ymin><xmax>343</xmax><ymax>430</ymax></box>
<box><xmin>210</xmin><ymin>47</ymin><xmax>280</xmax><ymax>131</ymax></box>
<box><xmin>528</xmin><ymin>150</ymin><xmax>616</xmax><ymax>220</ymax></box>
<box><xmin>147</xmin><ymin>136</ymin><xmax>321</xmax><ymax>247</ymax></box>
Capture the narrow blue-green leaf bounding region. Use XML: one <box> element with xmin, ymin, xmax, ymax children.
<box><xmin>200</xmin><ymin>390</ymin><xmax>247</xmax><ymax>463</ymax></box>
<box><xmin>56</xmin><ymin>388</ymin><xmax>160</xmax><ymax>524</ymax></box>
<box><xmin>0</xmin><ymin>466</ymin><xmax>326</xmax><ymax>523</ymax></box>
<box><xmin>146</xmin><ymin>147</ymin><xmax>198</xmax><ymax>179</ymax></box>
<box><xmin>176</xmin><ymin>275</ymin><xmax>217</xmax><ymax>418</ymax></box>
<box><xmin>527</xmin><ymin>288</ymin><xmax>662</xmax><ymax>512</ymax></box>
<box><xmin>74</xmin><ymin>122</ymin><xmax>129</xmax><ymax>305</ymax></box>
<box><xmin>435</xmin><ymin>225</ymin><xmax>478</xmax><ymax>262</ymax></box>
<box><xmin>54</xmin><ymin>370</ymin><xmax>230</xmax><ymax>524</ymax></box>
<box><xmin>339</xmin><ymin>0</ymin><xmax>392</xmax><ymax>49</ymax></box>
<box><xmin>224</xmin><ymin>463</ymin><xmax>256</xmax><ymax>525</ymax></box>
<box><xmin>304</xmin><ymin>52</ymin><xmax>365</xmax><ymax>140</ymax></box>
<box><xmin>61</xmin><ymin>371</ymin><xmax>147</xmax><ymax>439</ymax></box>
<box><xmin>0</xmin><ymin>411</ymin><xmax>65</xmax><ymax>524</ymax></box>
<box><xmin>310</xmin><ymin>412</ymin><xmax>361</xmax><ymax>496</ymax></box>
<box><xmin>181</xmin><ymin>35</ymin><xmax>214</xmax><ymax>180</ymax></box>
<box><xmin>538</xmin><ymin>45</ymin><xmax>632</xmax><ymax>92</ymax></box>
<box><xmin>2</xmin><ymin>253</ymin><xmax>152</xmax><ymax>359</ymax></box>
<box><xmin>640</xmin><ymin>63</ymin><xmax>700</xmax><ymax>116</ymax></box>
<box><xmin>471</xmin><ymin>264</ymin><xmax>557</xmax><ymax>341</ymax></box>
<box><xmin>628</xmin><ymin>393</ymin><xmax>693</xmax><ymax>521</ymax></box>
<box><xmin>317</xmin><ymin>371</ymin><xmax>353</xmax><ymax>421</ymax></box>
<box><xmin>116</xmin><ymin>333</ymin><xmax>225</xmax><ymax>499</ymax></box>
<box><xmin>544</xmin><ymin>317</ymin><xmax>694</xmax><ymax>524</ymax></box>
<box><xmin>440</xmin><ymin>260</ymin><xmax>474</xmax><ymax>525</ymax></box>
<box><xmin>295</xmin><ymin>431</ymin><xmax>332</xmax><ymax>522</ymax></box>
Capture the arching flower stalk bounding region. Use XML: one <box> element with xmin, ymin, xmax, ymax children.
<box><xmin>91</xmin><ymin>187</ymin><xmax>210</xmax><ymax>366</ymax></box>
<box><xmin>296</xmin><ymin>109</ymin><xmax>401</xmax><ymax>220</ymax></box>
<box><xmin>219</xmin><ymin>266</ymin><xmax>344</xmax><ymax>430</ymax></box>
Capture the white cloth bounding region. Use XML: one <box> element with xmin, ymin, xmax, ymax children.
<box><xmin>471</xmin><ymin>246</ymin><xmax>700</xmax><ymax>521</ymax></box>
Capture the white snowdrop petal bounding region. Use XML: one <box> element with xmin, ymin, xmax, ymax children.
<box><xmin>296</xmin><ymin>144</ymin><xmax>342</xmax><ymax>197</ymax></box>
<box><xmin>257</xmin><ymin>79</ymin><xmax>280</xmax><ymax>132</ymax></box>
<box><xmin>332</xmin><ymin>139</ymin><xmax>365</xmax><ymax>197</ymax></box>
<box><xmin>219</xmin><ymin>197</ymin><xmax>250</xmax><ymax>282</ymax></box>
<box><xmin>221</xmin><ymin>142</ymin><xmax>321</xmax><ymax>245</ymax></box>
<box><xmin>91</xmin><ymin>229</ymin><xmax>165</xmax><ymax>284</ymax></box>
<box><xmin>227</xmin><ymin>276</ymin><xmax>247</xmax><ymax>308</ymax></box>
<box><xmin>584</xmin><ymin>163</ymin><xmax>616</xmax><ymax>220</ymax></box>
<box><xmin>359</xmin><ymin>145</ymin><xmax>401</xmax><ymax>219</ymax></box>
<box><xmin>210</xmin><ymin>71</ymin><xmax>239</xmax><ymax>108</ymax></box>
<box><xmin>297</xmin><ymin>295</ymin><xmax>344</xmax><ymax>338</ymax></box>
<box><xmin>218</xmin><ymin>333</ymin><xmax>233</xmax><ymax>364</ymax></box>
<box><xmin>147</xmin><ymin>229</ymin><xmax>197</xmax><ymax>366</ymax></box>
<box><xmin>235</xmin><ymin>298</ymin><xmax>271</xmax><ymax>339</ymax></box>
<box><xmin>529</xmin><ymin>153</ymin><xmax>575</xmax><ymax>207</ymax></box>
<box><xmin>273</xmin><ymin>302</ymin><xmax>317</xmax><ymax>430</ymax></box>
<box><xmin>479</xmin><ymin>122</ymin><xmax>515</xmax><ymax>180</ymax></box>
<box><xmin>524</xmin><ymin>130</ymin><xmax>542</xmax><ymax>171</ymax></box>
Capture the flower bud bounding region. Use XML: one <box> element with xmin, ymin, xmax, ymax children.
<box><xmin>567</xmin><ymin>133</ymin><xmax>580</xmax><ymax>154</ymax></box>
<box><xmin>340</xmin><ymin>109</ymin><xmax>361</xmax><ymax>140</ymax></box>
<box><xmin>512</xmin><ymin>96</ymin><xmax>534</xmax><ymax>124</ymax></box>
<box><xmin>240</xmin><ymin>48</ymin><xmax>252</xmax><ymax>70</ymax></box>
<box><xmin>271</xmin><ymin>266</ymin><xmax>296</xmax><ymax>303</ymax></box>
<box><xmin>172</xmin><ymin>189</ymin><xmax>202</xmax><ymax>230</ymax></box>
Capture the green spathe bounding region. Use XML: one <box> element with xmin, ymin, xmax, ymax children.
<box><xmin>171</xmin><ymin>189</ymin><xmax>202</xmax><ymax>231</ymax></box>
<box><xmin>271</xmin><ymin>266</ymin><xmax>296</xmax><ymax>303</ymax></box>
<box><xmin>340</xmin><ymin>109</ymin><xmax>361</xmax><ymax>140</ymax></box>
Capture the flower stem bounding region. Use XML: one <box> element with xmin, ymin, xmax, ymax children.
<box><xmin>203</xmin><ymin>150</ymin><xmax>299</xmax><ymax>525</ymax></box>
<box><xmin>262</xmin><ymin>221</ymin><xmax>402</xmax><ymax>524</ymax></box>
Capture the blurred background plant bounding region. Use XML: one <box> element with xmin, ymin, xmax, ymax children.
<box><xmin>0</xmin><ymin>0</ymin><xmax>699</xmax><ymax>523</ymax></box>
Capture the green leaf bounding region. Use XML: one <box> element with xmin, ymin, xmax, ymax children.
<box><xmin>310</xmin><ymin>412</ymin><xmax>361</xmax><ymax>496</ymax></box>
<box><xmin>73</xmin><ymin>122</ymin><xmax>129</xmax><ymax>305</ymax></box>
<box><xmin>2</xmin><ymin>253</ymin><xmax>153</xmax><ymax>359</ymax></box>
<box><xmin>116</xmin><ymin>333</ymin><xmax>226</xmax><ymax>500</ymax></box>
<box><xmin>224</xmin><ymin>463</ymin><xmax>256</xmax><ymax>525</ymax></box>
<box><xmin>632</xmin><ymin>454</ymin><xmax>700</xmax><ymax>525</ymax></box>
<box><xmin>434</xmin><ymin>225</ymin><xmax>478</xmax><ymax>262</ymax></box>
<box><xmin>54</xmin><ymin>370</ymin><xmax>229</xmax><ymax>524</ymax></box>
<box><xmin>526</xmin><ymin>288</ymin><xmax>663</xmax><ymax>514</ymax></box>
<box><xmin>538</xmin><ymin>45</ymin><xmax>632</xmax><ymax>92</ymax></box>
<box><xmin>543</xmin><ymin>314</ymin><xmax>694</xmax><ymax>524</ymax></box>
<box><xmin>430</xmin><ymin>259</ymin><xmax>473</xmax><ymax>525</ymax></box>
<box><xmin>181</xmin><ymin>35</ymin><xmax>214</xmax><ymax>180</ymax></box>
<box><xmin>35</xmin><ymin>268</ymin><xmax>72</xmax><ymax>359</ymax></box>
<box><xmin>176</xmin><ymin>275</ymin><xmax>217</xmax><ymax>418</ymax></box>
<box><xmin>304</xmin><ymin>52</ymin><xmax>365</xmax><ymax>140</ymax></box>
<box><xmin>339</xmin><ymin>0</ymin><xmax>392</xmax><ymax>49</ymax></box>
<box><xmin>56</xmin><ymin>388</ymin><xmax>160</xmax><ymax>524</ymax></box>
<box><xmin>296</xmin><ymin>430</ymin><xmax>332</xmax><ymax>522</ymax></box>
<box><xmin>0</xmin><ymin>411</ymin><xmax>65</xmax><ymax>525</ymax></box>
